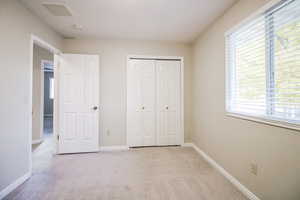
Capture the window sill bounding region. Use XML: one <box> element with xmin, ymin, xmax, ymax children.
<box><xmin>226</xmin><ymin>112</ymin><xmax>300</xmax><ymax>132</ymax></box>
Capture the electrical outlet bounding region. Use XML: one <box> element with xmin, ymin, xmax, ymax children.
<box><xmin>250</xmin><ymin>163</ymin><xmax>258</xmax><ymax>176</ymax></box>
<box><xmin>106</xmin><ymin>129</ymin><xmax>110</xmax><ymax>136</ymax></box>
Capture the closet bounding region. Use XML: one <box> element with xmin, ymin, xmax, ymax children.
<box><xmin>127</xmin><ymin>57</ymin><xmax>183</xmax><ymax>147</ymax></box>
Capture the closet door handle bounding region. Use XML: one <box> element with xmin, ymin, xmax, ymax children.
<box><xmin>93</xmin><ymin>106</ymin><xmax>98</xmax><ymax>110</ymax></box>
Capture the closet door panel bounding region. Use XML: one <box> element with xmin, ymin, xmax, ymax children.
<box><xmin>140</xmin><ymin>62</ymin><xmax>156</xmax><ymax>146</ymax></box>
<box><xmin>127</xmin><ymin>60</ymin><xmax>143</xmax><ymax>146</ymax></box>
<box><xmin>127</xmin><ymin>59</ymin><xmax>156</xmax><ymax>147</ymax></box>
<box><xmin>156</xmin><ymin>60</ymin><xmax>181</xmax><ymax>145</ymax></box>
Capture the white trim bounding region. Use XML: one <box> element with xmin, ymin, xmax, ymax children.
<box><xmin>126</xmin><ymin>55</ymin><xmax>185</xmax><ymax>146</ymax></box>
<box><xmin>227</xmin><ymin>112</ymin><xmax>300</xmax><ymax>132</ymax></box>
<box><xmin>128</xmin><ymin>55</ymin><xmax>183</xmax><ymax>60</ymax></box>
<box><xmin>225</xmin><ymin>0</ymin><xmax>285</xmax><ymax>36</ymax></box>
<box><xmin>32</xmin><ymin>139</ymin><xmax>43</xmax><ymax>145</ymax></box>
<box><xmin>178</xmin><ymin>57</ymin><xmax>185</xmax><ymax>146</ymax></box>
<box><xmin>29</xmin><ymin>36</ymin><xmax>34</xmax><ymax>176</ymax></box>
<box><xmin>53</xmin><ymin>54</ymin><xmax>60</xmax><ymax>154</ymax></box>
<box><xmin>188</xmin><ymin>143</ymin><xmax>261</xmax><ymax>200</ymax></box>
<box><xmin>99</xmin><ymin>145</ymin><xmax>129</xmax><ymax>151</ymax></box>
<box><xmin>40</xmin><ymin>61</ymin><xmax>44</xmax><ymax>141</ymax></box>
<box><xmin>31</xmin><ymin>35</ymin><xmax>61</xmax><ymax>55</ymax></box>
<box><xmin>38</xmin><ymin>60</ymin><xmax>45</xmax><ymax>141</ymax></box>
<box><xmin>181</xmin><ymin>143</ymin><xmax>194</xmax><ymax>147</ymax></box>
<box><xmin>0</xmin><ymin>172</ymin><xmax>30</xmax><ymax>199</ymax></box>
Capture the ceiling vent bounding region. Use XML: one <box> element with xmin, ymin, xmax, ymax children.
<box><xmin>42</xmin><ymin>2</ymin><xmax>72</xmax><ymax>16</ymax></box>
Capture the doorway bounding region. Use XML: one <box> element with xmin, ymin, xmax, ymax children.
<box><xmin>31</xmin><ymin>44</ymin><xmax>54</xmax><ymax>154</ymax></box>
<box><xmin>30</xmin><ymin>35</ymin><xmax>61</xmax><ymax>176</ymax></box>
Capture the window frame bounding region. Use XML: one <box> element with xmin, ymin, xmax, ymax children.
<box><xmin>225</xmin><ymin>0</ymin><xmax>300</xmax><ymax>131</ymax></box>
<box><xmin>49</xmin><ymin>77</ymin><xmax>54</xmax><ymax>100</ymax></box>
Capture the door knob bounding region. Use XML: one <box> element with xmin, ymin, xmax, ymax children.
<box><xmin>142</xmin><ymin>106</ymin><xmax>145</xmax><ymax>110</ymax></box>
<box><xmin>165</xmin><ymin>106</ymin><xmax>169</xmax><ymax>110</ymax></box>
<box><xmin>93</xmin><ymin>106</ymin><xmax>98</xmax><ymax>110</ymax></box>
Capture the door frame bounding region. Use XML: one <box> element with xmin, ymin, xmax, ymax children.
<box><xmin>38</xmin><ymin>59</ymin><xmax>54</xmax><ymax>141</ymax></box>
<box><xmin>29</xmin><ymin>34</ymin><xmax>61</xmax><ymax>175</ymax></box>
<box><xmin>126</xmin><ymin>55</ymin><xmax>185</xmax><ymax>146</ymax></box>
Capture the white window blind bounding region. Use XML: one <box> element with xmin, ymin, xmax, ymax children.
<box><xmin>226</xmin><ymin>0</ymin><xmax>300</xmax><ymax>125</ymax></box>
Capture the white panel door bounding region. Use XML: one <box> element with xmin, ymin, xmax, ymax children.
<box><xmin>127</xmin><ymin>59</ymin><xmax>156</xmax><ymax>147</ymax></box>
<box><xmin>58</xmin><ymin>54</ymin><xmax>99</xmax><ymax>154</ymax></box>
<box><xmin>156</xmin><ymin>60</ymin><xmax>181</xmax><ymax>145</ymax></box>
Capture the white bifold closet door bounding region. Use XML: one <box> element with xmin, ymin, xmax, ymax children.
<box><xmin>127</xmin><ymin>59</ymin><xmax>156</xmax><ymax>147</ymax></box>
<box><xmin>156</xmin><ymin>60</ymin><xmax>181</xmax><ymax>145</ymax></box>
<box><xmin>127</xmin><ymin>58</ymin><xmax>182</xmax><ymax>147</ymax></box>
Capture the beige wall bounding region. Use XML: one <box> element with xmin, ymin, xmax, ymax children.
<box><xmin>2</xmin><ymin>0</ymin><xmax>300</xmax><ymax>199</ymax></box>
<box><xmin>0</xmin><ymin>0</ymin><xmax>62</xmax><ymax>192</ymax></box>
<box><xmin>191</xmin><ymin>0</ymin><xmax>300</xmax><ymax>199</ymax></box>
<box><xmin>63</xmin><ymin>39</ymin><xmax>193</xmax><ymax>146</ymax></box>
<box><xmin>32</xmin><ymin>45</ymin><xmax>53</xmax><ymax>141</ymax></box>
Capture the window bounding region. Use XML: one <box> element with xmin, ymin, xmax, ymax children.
<box><xmin>50</xmin><ymin>77</ymin><xmax>54</xmax><ymax>99</ymax></box>
<box><xmin>226</xmin><ymin>0</ymin><xmax>300</xmax><ymax>126</ymax></box>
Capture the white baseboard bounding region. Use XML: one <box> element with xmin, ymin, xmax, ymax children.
<box><xmin>99</xmin><ymin>145</ymin><xmax>129</xmax><ymax>151</ymax></box>
<box><xmin>189</xmin><ymin>143</ymin><xmax>260</xmax><ymax>200</ymax></box>
<box><xmin>182</xmin><ymin>143</ymin><xmax>194</xmax><ymax>147</ymax></box>
<box><xmin>0</xmin><ymin>172</ymin><xmax>30</xmax><ymax>199</ymax></box>
<box><xmin>32</xmin><ymin>139</ymin><xmax>43</xmax><ymax>145</ymax></box>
